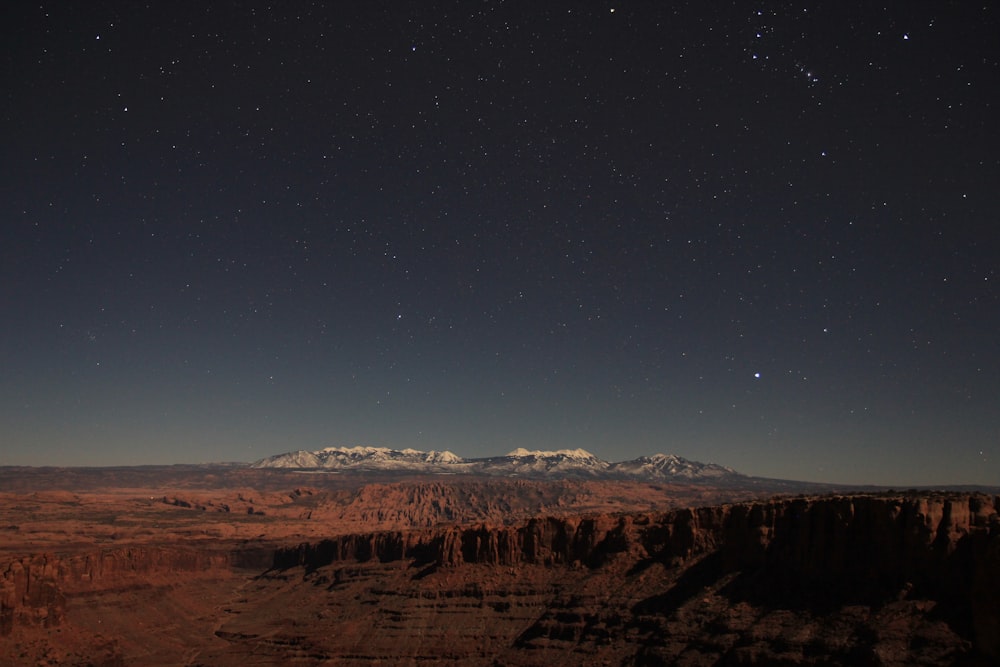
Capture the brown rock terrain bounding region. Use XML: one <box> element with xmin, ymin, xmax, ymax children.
<box><xmin>0</xmin><ymin>466</ymin><xmax>996</xmax><ymax>665</ymax></box>
<box><xmin>252</xmin><ymin>493</ymin><xmax>1000</xmax><ymax>665</ymax></box>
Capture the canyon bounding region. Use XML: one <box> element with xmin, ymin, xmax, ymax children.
<box><xmin>0</xmin><ymin>466</ymin><xmax>997</xmax><ymax>665</ymax></box>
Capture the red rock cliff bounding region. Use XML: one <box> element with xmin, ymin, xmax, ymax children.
<box><xmin>0</xmin><ymin>545</ymin><xmax>241</xmax><ymax>636</ymax></box>
<box><xmin>272</xmin><ymin>493</ymin><xmax>1000</xmax><ymax>659</ymax></box>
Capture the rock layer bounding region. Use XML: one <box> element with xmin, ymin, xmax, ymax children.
<box><xmin>2</xmin><ymin>490</ymin><xmax>998</xmax><ymax>665</ymax></box>
<box><xmin>0</xmin><ymin>545</ymin><xmax>258</xmax><ymax>637</ymax></box>
<box><xmin>269</xmin><ymin>492</ymin><xmax>1000</xmax><ymax>662</ymax></box>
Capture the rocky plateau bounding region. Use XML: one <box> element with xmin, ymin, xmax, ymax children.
<box><xmin>0</xmin><ymin>465</ymin><xmax>997</xmax><ymax>666</ymax></box>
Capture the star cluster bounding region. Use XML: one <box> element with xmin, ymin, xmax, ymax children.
<box><xmin>2</xmin><ymin>2</ymin><xmax>998</xmax><ymax>484</ymax></box>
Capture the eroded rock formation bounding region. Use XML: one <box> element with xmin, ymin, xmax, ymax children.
<box><xmin>268</xmin><ymin>492</ymin><xmax>1000</xmax><ymax>663</ymax></box>
<box><xmin>0</xmin><ymin>554</ymin><xmax>66</xmax><ymax>635</ymax></box>
<box><xmin>2</xmin><ymin>491</ymin><xmax>997</xmax><ymax>665</ymax></box>
<box><xmin>0</xmin><ymin>545</ymin><xmax>250</xmax><ymax>637</ymax></box>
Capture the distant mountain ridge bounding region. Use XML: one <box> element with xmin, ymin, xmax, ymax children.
<box><xmin>250</xmin><ymin>446</ymin><xmax>740</xmax><ymax>481</ymax></box>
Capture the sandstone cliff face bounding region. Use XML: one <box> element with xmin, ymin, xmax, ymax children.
<box><xmin>0</xmin><ymin>545</ymin><xmax>242</xmax><ymax>636</ymax></box>
<box><xmin>272</xmin><ymin>492</ymin><xmax>1000</xmax><ymax>661</ymax></box>
<box><xmin>0</xmin><ymin>554</ymin><xmax>66</xmax><ymax>635</ymax></box>
<box><xmin>710</xmin><ymin>494</ymin><xmax>1000</xmax><ymax>603</ymax></box>
<box><xmin>275</xmin><ymin>493</ymin><xmax>999</xmax><ymax>572</ymax></box>
<box><xmin>4</xmin><ymin>492</ymin><xmax>998</xmax><ymax>665</ymax></box>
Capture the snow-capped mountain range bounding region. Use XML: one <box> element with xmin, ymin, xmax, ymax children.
<box><xmin>250</xmin><ymin>446</ymin><xmax>740</xmax><ymax>481</ymax></box>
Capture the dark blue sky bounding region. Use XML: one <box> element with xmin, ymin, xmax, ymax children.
<box><xmin>2</xmin><ymin>2</ymin><xmax>998</xmax><ymax>484</ymax></box>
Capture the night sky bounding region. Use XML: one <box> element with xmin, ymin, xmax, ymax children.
<box><xmin>3</xmin><ymin>2</ymin><xmax>998</xmax><ymax>485</ymax></box>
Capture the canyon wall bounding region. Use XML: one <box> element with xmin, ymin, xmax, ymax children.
<box><xmin>274</xmin><ymin>492</ymin><xmax>1000</xmax><ymax>574</ymax></box>
<box><xmin>272</xmin><ymin>493</ymin><xmax>1000</xmax><ymax>658</ymax></box>
<box><xmin>3</xmin><ymin>492</ymin><xmax>998</xmax><ymax>662</ymax></box>
<box><xmin>0</xmin><ymin>544</ymin><xmax>256</xmax><ymax>636</ymax></box>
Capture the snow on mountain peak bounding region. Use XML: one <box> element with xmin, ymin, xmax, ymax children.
<box><xmin>252</xmin><ymin>446</ymin><xmax>467</xmax><ymax>471</ymax></box>
<box><xmin>321</xmin><ymin>446</ymin><xmax>394</xmax><ymax>457</ymax></box>
<box><xmin>423</xmin><ymin>450</ymin><xmax>462</xmax><ymax>463</ymax></box>
<box><xmin>251</xmin><ymin>446</ymin><xmax>740</xmax><ymax>480</ymax></box>
<box><xmin>609</xmin><ymin>453</ymin><xmax>736</xmax><ymax>479</ymax></box>
<box><xmin>506</xmin><ymin>447</ymin><xmax>597</xmax><ymax>459</ymax></box>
